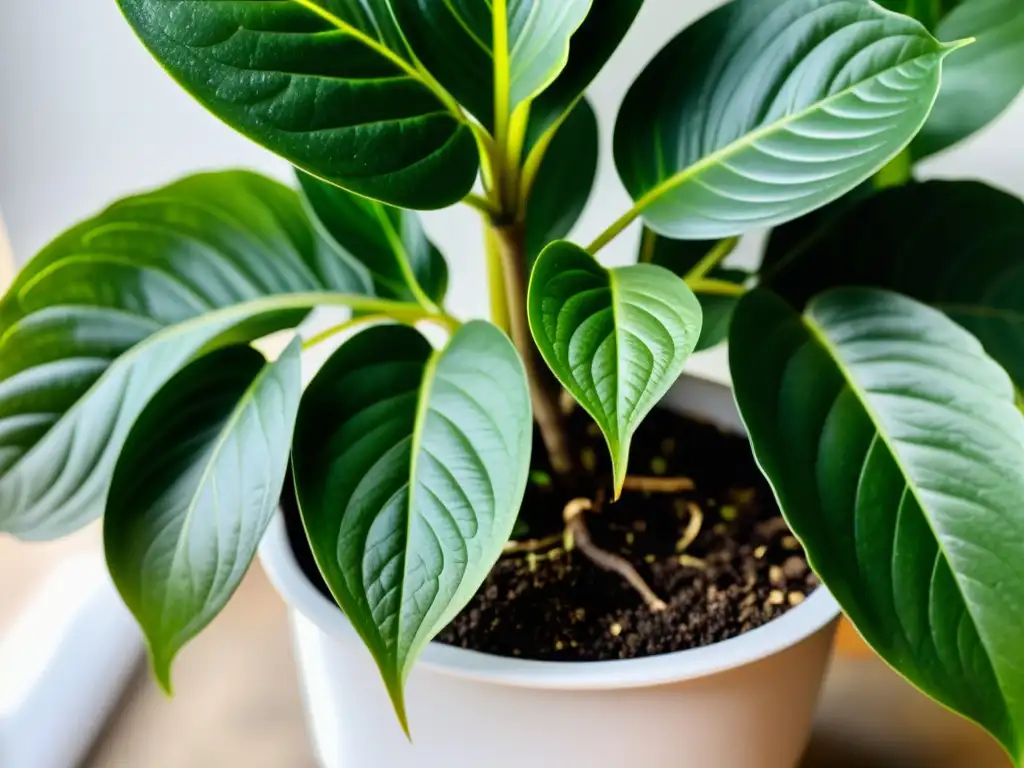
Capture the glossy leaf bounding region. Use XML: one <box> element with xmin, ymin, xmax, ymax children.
<box><xmin>393</xmin><ymin>0</ymin><xmax>592</xmax><ymax>131</ymax></box>
<box><xmin>613</xmin><ymin>0</ymin><xmax>957</xmax><ymax>240</ymax></box>
<box><xmin>730</xmin><ymin>287</ymin><xmax>1024</xmax><ymax>763</ymax></box>
<box><xmin>116</xmin><ymin>0</ymin><xmax>479</xmax><ymax>209</ymax></box>
<box><xmin>524</xmin><ymin>100</ymin><xmax>599</xmax><ymax>264</ymax></box>
<box><xmin>106</xmin><ymin>339</ymin><xmax>302</xmax><ymax>691</ymax></box>
<box><xmin>292</xmin><ymin>321</ymin><xmax>532</xmax><ymax>730</ymax></box>
<box><xmin>913</xmin><ymin>0</ymin><xmax>1024</xmax><ymax>159</ymax></box>
<box><xmin>528</xmin><ymin>241</ymin><xmax>702</xmax><ymax>495</ymax></box>
<box><xmin>644</xmin><ymin>232</ymin><xmax>749</xmax><ymax>352</ymax></box>
<box><xmin>524</xmin><ymin>0</ymin><xmax>643</xmax><ymax>155</ymax></box>
<box><xmin>0</xmin><ymin>171</ymin><xmax>403</xmax><ymax>540</ymax></box>
<box><xmin>761</xmin><ymin>181</ymin><xmax>1024</xmax><ymax>389</ymax></box>
<box><xmin>297</xmin><ymin>171</ymin><xmax>447</xmax><ymax>306</ymax></box>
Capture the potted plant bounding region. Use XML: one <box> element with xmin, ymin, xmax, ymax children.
<box><xmin>3</xmin><ymin>0</ymin><xmax>1022</xmax><ymax>765</ymax></box>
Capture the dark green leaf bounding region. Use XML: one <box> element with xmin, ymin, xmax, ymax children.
<box><xmin>292</xmin><ymin>321</ymin><xmax>532</xmax><ymax>731</ymax></box>
<box><xmin>0</xmin><ymin>171</ymin><xmax>409</xmax><ymax>540</ymax></box>
<box><xmin>105</xmin><ymin>339</ymin><xmax>302</xmax><ymax>691</ymax></box>
<box><xmin>524</xmin><ymin>0</ymin><xmax>643</xmax><ymax>155</ymax></box>
<box><xmin>528</xmin><ymin>241</ymin><xmax>702</xmax><ymax>495</ymax></box>
<box><xmin>761</xmin><ymin>181</ymin><xmax>1024</xmax><ymax>390</ymax></box>
<box><xmin>116</xmin><ymin>0</ymin><xmax>479</xmax><ymax>209</ymax></box>
<box><xmin>730</xmin><ymin>287</ymin><xmax>1024</xmax><ymax>763</ymax></box>
<box><xmin>524</xmin><ymin>99</ymin><xmax>599</xmax><ymax>264</ymax></box>
<box><xmin>613</xmin><ymin>0</ymin><xmax>957</xmax><ymax>239</ymax></box>
<box><xmin>296</xmin><ymin>171</ymin><xmax>447</xmax><ymax>306</ymax></box>
<box><xmin>643</xmin><ymin>232</ymin><xmax>749</xmax><ymax>352</ymax></box>
<box><xmin>913</xmin><ymin>0</ymin><xmax>1024</xmax><ymax>158</ymax></box>
<box><xmin>393</xmin><ymin>0</ymin><xmax>591</xmax><ymax>132</ymax></box>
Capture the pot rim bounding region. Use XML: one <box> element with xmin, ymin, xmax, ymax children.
<box><xmin>259</xmin><ymin>512</ymin><xmax>840</xmax><ymax>691</ymax></box>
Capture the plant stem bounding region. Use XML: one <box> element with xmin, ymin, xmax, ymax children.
<box><xmin>684</xmin><ymin>237</ymin><xmax>739</xmax><ymax>282</ymax></box>
<box><xmin>463</xmin><ymin>193</ymin><xmax>500</xmax><ymax>218</ymax></box>
<box><xmin>686</xmin><ymin>278</ymin><xmax>747</xmax><ymax>297</ymax></box>
<box><xmin>493</xmin><ymin>222</ymin><xmax>574</xmax><ymax>476</ymax></box>
<box><xmin>587</xmin><ymin>202</ymin><xmax>644</xmax><ymax>256</ymax></box>
<box><xmin>621</xmin><ymin>476</ymin><xmax>695</xmax><ymax>494</ymax></box>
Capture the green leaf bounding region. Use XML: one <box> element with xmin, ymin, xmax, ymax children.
<box><xmin>643</xmin><ymin>232</ymin><xmax>749</xmax><ymax>352</ymax></box>
<box><xmin>613</xmin><ymin>0</ymin><xmax>958</xmax><ymax>240</ymax></box>
<box><xmin>292</xmin><ymin>321</ymin><xmax>532</xmax><ymax>731</ymax></box>
<box><xmin>116</xmin><ymin>0</ymin><xmax>479</xmax><ymax>209</ymax></box>
<box><xmin>876</xmin><ymin>0</ymin><xmax>961</xmax><ymax>30</ymax></box>
<box><xmin>913</xmin><ymin>0</ymin><xmax>1024</xmax><ymax>159</ymax></box>
<box><xmin>730</xmin><ymin>287</ymin><xmax>1024</xmax><ymax>764</ymax></box>
<box><xmin>524</xmin><ymin>0</ymin><xmax>643</xmax><ymax>156</ymax></box>
<box><xmin>393</xmin><ymin>0</ymin><xmax>592</xmax><ymax>132</ymax></box>
<box><xmin>528</xmin><ymin>241</ymin><xmax>703</xmax><ymax>496</ymax></box>
<box><xmin>761</xmin><ymin>180</ymin><xmax>1024</xmax><ymax>390</ymax></box>
<box><xmin>524</xmin><ymin>99</ymin><xmax>599</xmax><ymax>264</ymax></box>
<box><xmin>296</xmin><ymin>171</ymin><xmax>447</xmax><ymax>307</ymax></box>
<box><xmin>105</xmin><ymin>339</ymin><xmax>302</xmax><ymax>691</ymax></box>
<box><xmin>0</xmin><ymin>171</ymin><xmax>411</xmax><ymax>540</ymax></box>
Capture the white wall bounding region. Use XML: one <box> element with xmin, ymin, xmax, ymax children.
<box><xmin>2</xmin><ymin>0</ymin><xmax>1022</xmax><ymax>321</ymax></box>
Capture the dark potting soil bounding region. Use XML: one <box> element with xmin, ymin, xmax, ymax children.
<box><xmin>281</xmin><ymin>405</ymin><xmax>818</xmax><ymax>663</ymax></box>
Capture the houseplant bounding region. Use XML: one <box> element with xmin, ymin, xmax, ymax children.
<box><xmin>2</xmin><ymin>0</ymin><xmax>1023</xmax><ymax>764</ymax></box>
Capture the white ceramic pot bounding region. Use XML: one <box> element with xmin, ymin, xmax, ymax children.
<box><xmin>260</xmin><ymin>374</ymin><xmax>841</xmax><ymax>768</ymax></box>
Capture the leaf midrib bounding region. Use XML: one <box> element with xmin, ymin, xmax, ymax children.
<box><xmin>289</xmin><ymin>0</ymin><xmax>465</xmax><ymax>120</ymax></box>
<box><xmin>801</xmin><ymin>309</ymin><xmax>1017</xmax><ymax>739</ymax></box>
<box><xmin>161</xmin><ymin>349</ymin><xmax>284</xmax><ymax>633</ymax></box>
<box><xmin>632</xmin><ymin>39</ymin><xmax>950</xmax><ymax>216</ymax></box>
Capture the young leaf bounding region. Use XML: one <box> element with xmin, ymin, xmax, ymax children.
<box><xmin>761</xmin><ymin>181</ymin><xmax>1024</xmax><ymax>390</ymax></box>
<box><xmin>116</xmin><ymin>0</ymin><xmax>479</xmax><ymax>210</ymax></box>
<box><xmin>292</xmin><ymin>321</ymin><xmax>532</xmax><ymax>731</ymax></box>
<box><xmin>524</xmin><ymin>100</ymin><xmax>599</xmax><ymax>264</ymax></box>
<box><xmin>524</xmin><ymin>0</ymin><xmax>643</xmax><ymax>155</ymax></box>
<box><xmin>392</xmin><ymin>0</ymin><xmax>592</xmax><ymax>131</ymax></box>
<box><xmin>913</xmin><ymin>0</ymin><xmax>1024</xmax><ymax>159</ymax></box>
<box><xmin>297</xmin><ymin>171</ymin><xmax>448</xmax><ymax>306</ymax></box>
<box><xmin>613</xmin><ymin>0</ymin><xmax>960</xmax><ymax>240</ymax></box>
<box><xmin>0</xmin><ymin>172</ymin><xmax>409</xmax><ymax>540</ymax></box>
<box><xmin>731</xmin><ymin>288</ymin><xmax>1024</xmax><ymax>764</ymax></box>
<box><xmin>643</xmin><ymin>232</ymin><xmax>748</xmax><ymax>352</ymax></box>
<box><xmin>105</xmin><ymin>339</ymin><xmax>302</xmax><ymax>692</ymax></box>
<box><xmin>528</xmin><ymin>241</ymin><xmax>703</xmax><ymax>496</ymax></box>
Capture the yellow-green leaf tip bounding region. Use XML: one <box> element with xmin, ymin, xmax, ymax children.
<box><xmin>384</xmin><ymin>675</ymin><xmax>412</xmax><ymax>742</ymax></box>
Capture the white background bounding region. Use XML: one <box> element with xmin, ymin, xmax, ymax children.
<box><xmin>2</xmin><ymin>0</ymin><xmax>1022</xmax><ymax>322</ymax></box>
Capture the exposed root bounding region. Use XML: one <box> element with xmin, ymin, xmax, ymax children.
<box><xmin>622</xmin><ymin>476</ymin><xmax>695</xmax><ymax>494</ymax></box>
<box><xmin>503</xmin><ymin>534</ymin><xmax>562</xmax><ymax>556</ymax></box>
<box><xmin>675</xmin><ymin>501</ymin><xmax>704</xmax><ymax>554</ymax></box>
<box><xmin>563</xmin><ymin>496</ymin><xmax>668</xmax><ymax>613</ymax></box>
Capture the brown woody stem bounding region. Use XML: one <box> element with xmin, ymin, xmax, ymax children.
<box><xmin>493</xmin><ymin>223</ymin><xmax>574</xmax><ymax>476</ymax></box>
<box><xmin>502</xmin><ymin>534</ymin><xmax>562</xmax><ymax>555</ymax></box>
<box><xmin>563</xmin><ymin>497</ymin><xmax>668</xmax><ymax>613</ymax></box>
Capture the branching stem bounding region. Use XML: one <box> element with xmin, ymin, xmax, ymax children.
<box><xmin>622</xmin><ymin>476</ymin><xmax>695</xmax><ymax>494</ymax></box>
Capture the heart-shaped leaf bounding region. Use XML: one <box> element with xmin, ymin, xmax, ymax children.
<box><xmin>297</xmin><ymin>171</ymin><xmax>447</xmax><ymax>307</ymax></box>
<box><xmin>528</xmin><ymin>241</ymin><xmax>703</xmax><ymax>495</ymax></box>
<box><xmin>524</xmin><ymin>99</ymin><xmax>599</xmax><ymax>264</ymax></box>
<box><xmin>731</xmin><ymin>287</ymin><xmax>1024</xmax><ymax>763</ymax></box>
<box><xmin>0</xmin><ymin>171</ymin><xmax>414</xmax><ymax>539</ymax></box>
<box><xmin>761</xmin><ymin>181</ymin><xmax>1024</xmax><ymax>390</ymax></box>
<box><xmin>643</xmin><ymin>232</ymin><xmax>749</xmax><ymax>352</ymax></box>
<box><xmin>393</xmin><ymin>0</ymin><xmax>592</xmax><ymax>132</ymax></box>
<box><xmin>292</xmin><ymin>321</ymin><xmax>532</xmax><ymax>732</ymax></box>
<box><xmin>106</xmin><ymin>339</ymin><xmax>302</xmax><ymax>691</ymax></box>
<box><xmin>913</xmin><ymin>0</ymin><xmax>1024</xmax><ymax>159</ymax></box>
<box><xmin>524</xmin><ymin>0</ymin><xmax>643</xmax><ymax>157</ymax></box>
<box><xmin>116</xmin><ymin>0</ymin><xmax>479</xmax><ymax>210</ymax></box>
<box><xmin>613</xmin><ymin>0</ymin><xmax>959</xmax><ymax>240</ymax></box>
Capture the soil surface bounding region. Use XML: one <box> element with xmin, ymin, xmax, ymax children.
<box><xmin>282</xmin><ymin>405</ymin><xmax>817</xmax><ymax>662</ymax></box>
